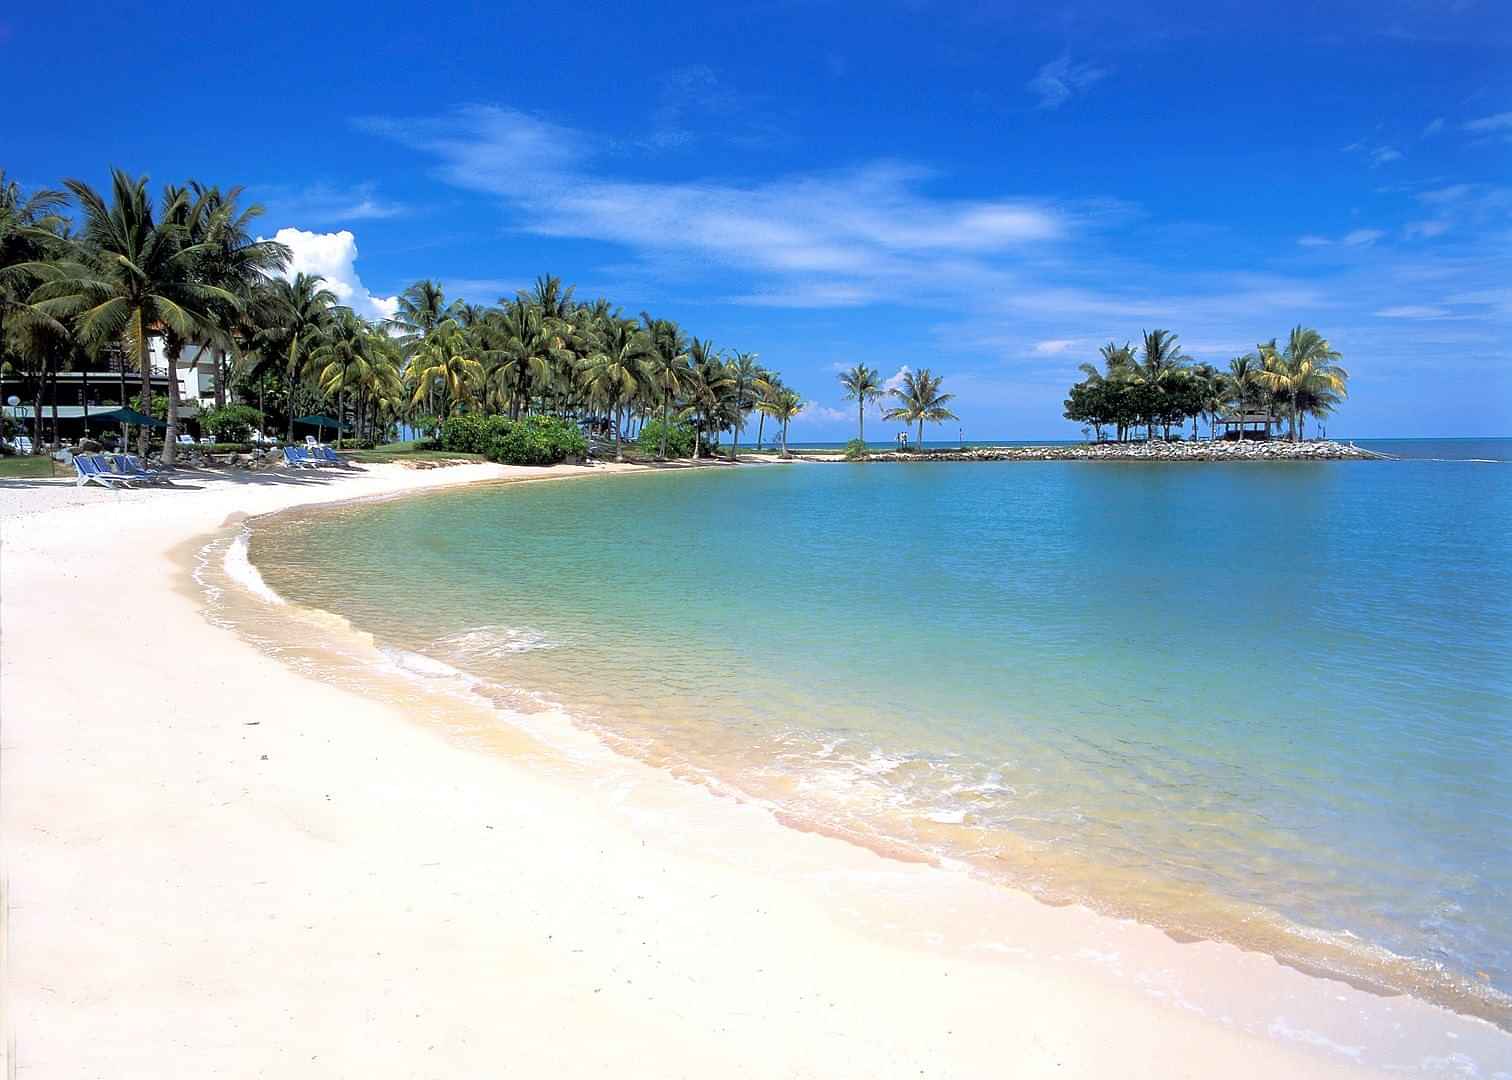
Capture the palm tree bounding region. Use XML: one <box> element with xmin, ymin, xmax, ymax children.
<box><xmin>883</xmin><ymin>368</ymin><xmax>957</xmax><ymax>451</ymax></box>
<box><xmin>583</xmin><ymin>318</ymin><xmax>650</xmax><ymax>462</ymax></box>
<box><xmin>684</xmin><ymin>337</ymin><xmax>729</xmax><ymax>459</ymax></box>
<box><xmin>1254</xmin><ymin>327</ymin><xmax>1348</xmax><ymax>441</ymax></box>
<box><xmin>410</xmin><ymin>323</ymin><xmax>483</xmax><ymax>419</ymax></box>
<box><xmin>727</xmin><ymin>351</ymin><xmax>761</xmax><ymax>461</ymax></box>
<box><xmin>1189</xmin><ymin>362</ymin><xmax>1223</xmax><ymax>439</ymax></box>
<box><xmin>757</xmin><ymin>388</ymin><xmax>804</xmax><ymax>457</ymax></box>
<box><xmin>313</xmin><ymin>308</ymin><xmax>372</xmax><ymax>448</ymax></box>
<box><xmin>639</xmin><ymin>315</ymin><xmax>689</xmax><ymax>459</ymax></box>
<box><xmin>1137</xmin><ymin>329</ymin><xmax>1188</xmax><ymax>440</ymax></box>
<box><xmin>28</xmin><ymin>170</ymin><xmax>235</xmax><ymax>458</ymax></box>
<box><xmin>250</xmin><ymin>272</ymin><xmax>337</xmax><ymax>442</ymax></box>
<box><xmin>1078</xmin><ymin>342</ymin><xmax>1136</xmax><ymax>441</ymax></box>
<box><xmin>1</xmin><ymin>171</ymin><xmax>67</xmax><ymax>358</ymax></box>
<box><xmin>184</xmin><ymin>184</ymin><xmax>289</xmax><ymax>412</ymax></box>
<box><xmin>838</xmin><ymin>363</ymin><xmax>883</xmax><ymax>445</ymax></box>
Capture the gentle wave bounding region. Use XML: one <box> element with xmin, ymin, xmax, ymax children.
<box><xmin>224</xmin><ymin>528</ymin><xmax>286</xmax><ymax>605</ymax></box>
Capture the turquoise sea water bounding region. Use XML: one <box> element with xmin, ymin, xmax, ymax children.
<box><xmin>249</xmin><ymin>445</ymin><xmax>1512</xmax><ymax>1019</ymax></box>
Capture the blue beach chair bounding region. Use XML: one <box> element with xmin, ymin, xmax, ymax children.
<box><xmin>111</xmin><ymin>454</ymin><xmax>170</xmax><ymax>485</ymax></box>
<box><xmin>282</xmin><ymin>446</ymin><xmax>321</xmax><ymax>470</ymax></box>
<box><xmin>73</xmin><ymin>454</ymin><xmax>133</xmax><ymax>489</ymax></box>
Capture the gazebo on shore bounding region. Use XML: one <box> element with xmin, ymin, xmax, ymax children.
<box><xmin>1213</xmin><ymin>412</ymin><xmax>1280</xmax><ymax>441</ymax></box>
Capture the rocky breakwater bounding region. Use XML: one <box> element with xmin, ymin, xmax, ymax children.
<box><xmin>828</xmin><ymin>440</ymin><xmax>1384</xmax><ymax>463</ymax></box>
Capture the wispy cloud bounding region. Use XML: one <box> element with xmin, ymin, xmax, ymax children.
<box><xmin>1463</xmin><ymin>111</ymin><xmax>1512</xmax><ymax>133</ymax></box>
<box><xmin>1032</xmin><ymin>339</ymin><xmax>1079</xmax><ymax>354</ymax></box>
<box><xmin>1026</xmin><ymin>56</ymin><xmax>1111</xmax><ymax>110</ymax></box>
<box><xmin>359</xmin><ymin>105</ymin><xmax>1084</xmax><ymax>309</ymax></box>
<box><xmin>269</xmin><ymin>182</ymin><xmax>407</xmax><ymax>226</ymax></box>
<box><xmin>1422</xmin><ymin>117</ymin><xmax>1445</xmax><ymax>137</ymax></box>
<box><xmin>1297</xmin><ymin>228</ymin><xmax>1385</xmax><ymax>247</ymax></box>
<box><xmin>1374</xmin><ymin>305</ymin><xmax>1451</xmax><ymax>319</ymax></box>
<box><xmin>1343</xmin><ymin>139</ymin><xmax>1404</xmax><ymax>167</ymax></box>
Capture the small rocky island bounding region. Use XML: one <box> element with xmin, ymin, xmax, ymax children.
<box><xmin>807</xmin><ymin>441</ymin><xmax>1385</xmax><ymax>463</ymax></box>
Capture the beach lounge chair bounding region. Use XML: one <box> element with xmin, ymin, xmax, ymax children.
<box><xmin>282</xmin><ymin>446</ymin><xmax>321</xmax><ymax>470</ymax></box>
<box><xmin>73</xmin><ymin>454</ymin><xmax>133</xmax><ymax>489</ymax></box>
<box><xmin>317</xmin><ymin>446</ymin><xmax>345</xmax><ymax>466</ymax></box>
<box><xmin>111</xmin><ymin>454</ymin><xmax>170</xmax><ymax>485</ymax></box>
<box><xmin>176</xmin><ymin>433</ymin><xmax>196</xmax><ymax>446</ymax></box>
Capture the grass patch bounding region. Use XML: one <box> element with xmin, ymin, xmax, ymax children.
<box><xmin>0</xmin><ymin>456</ymin><xmax>60</xmax><ymax>479</ymax></box>
<box><xmin>342</xmin><ymin>441</ymin><xmax>486</xmax><ymax>465</ymax></box>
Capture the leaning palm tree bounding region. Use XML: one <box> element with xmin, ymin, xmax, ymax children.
<box><xmin>757</xmin><ymin>388</ymin><xmax>804</xmax><ymax>457</ymax></box>
<box><xmin>1</xmin><ymin>172</ymin><xmax>68</xmax><ymax>360</ymax></box>
<box><xmin>1254</xmin><ymin>327</ymin><xmax>1348</xmax><ymax>442</ymax></box>
<box><xmin>838</xmin><ymin>363</ymin><xmax>883</xmax><ymax>445</ymax></box>
<box><xmin>883</xmin><ymin>368</ymin><xmax>957</xmax><ymax>452</ymax></box>
<box><xmin>583</xmin><ymin>318</ymin><xmax>650</xmax><ymax>462</ymax></box>
<box><xmin>27</xmin><ymin>170</ymin><xmax>235</xmax><ymax>458</ymax></box>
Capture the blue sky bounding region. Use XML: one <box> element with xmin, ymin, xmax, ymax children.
<box><xmin>6</xmin><ymin>1</ymin><xmax>1510</xmax><ymax>436</ymax></box>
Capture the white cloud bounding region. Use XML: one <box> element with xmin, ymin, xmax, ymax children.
<box><xmin>1026</xmin><ymin>57</ymin><xmax>1111</xmax><ymax>110</ymax></box>
<box><xmin>1422</xmin><ymin>117</ymin><xmax>1445</xmax><ymax>137</ymax></box>
<box><xmin>1463</xmin><ymin>111</ymin><xmax>1512</xmax><ymax>133</ymax></box>
<box><xmin>360</xmin><ymin>105</ymin><xmax>1074</xmax><ymax>310</ymax></box>
<box><xmin>1298</xmin><ymin>234</ymin><xmax>1332</xmax><ymax>247</ymax></box>
<box><xmin>1374</xmin><ymin>305</ymin><xmax>1450</xmax><ymax>319</ymax></box>
<box><xmin>1032</xmin><ymin>339</ymin><xmax>1078</xmax><ymax>354</ymax></box>
<box><xmin>269</xmin><ymin>228</ymin><xmax>398</xmax><ymax>321</ymax></box>
<box><xmin>882</xmin><ymin>365</ymin><xmax>912</xmax><ymax>393</ymax></box>
<box><xmin>792</xmin><ymin>404</ymin><xmax>848</xmax><ymax>424</ymax></box>
<box><xmin>1418</xmin><ymin>183</ymin><xmax>1474</xmax><ymax>205</ymax></box>
<box><xmin>1370</xmin><ymin>146</ymin><xmax>1403</xmax><ymax>165</ymax></box>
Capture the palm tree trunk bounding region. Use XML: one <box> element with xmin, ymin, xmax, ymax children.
<box><xmin>614</xmin><ymin>405</ymin><xmax>623</xmax><ymax>462</ymax></box>
<box><xmin>285</xmin><ymin>335</ymin><xmax>299</xmax><ymax>443</ymax></box>
<box><xmin>30</xmin><ymin>360</ymin><xmax>45</xmax><ymax>454</ymax></box>
<box><xmin>336</xmin><ymin>384</ymin><xmax>344</xmax><ymax>449</ymax></box>
<box><xmin>781</xmin><ymin>418</ymin><xmax>789</xmax><ymax>457</ymax></box>
<box><xmin>756</xmin><ymin>412</ymin><xmax>766</xmax><ymax>449</ymax></box>
<box><xmin>215</xmin><ymin>348</ymin><xmax>227</xmax><ymax>409</ymax></box>
<box><xmin>137</xmin><ymin>313</ymin><xmax>153</xmax><ymax>458</ymax></box>
<box><xmin>917</xmin><ymin>418</ymin><xmax>923</xmax><ymax>453</ymax></box>
<box><xmin>858</xmin><ymin>403</ymin><xmax>864</xmax><ymax>445</ymax></box>
<box><xmin>660</xmin><ymin>396</ymin><xmax>670</xmax><ymax>460</ymax></box>
<box><xmin>163</xmin><ymin>339</ymin><xmax>183</xmax><ymax>466</ymax></box>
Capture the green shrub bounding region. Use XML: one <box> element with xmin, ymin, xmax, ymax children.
<box><xmin>636</xmin><ymin>417</ymin><xmax>696</xmax><ymax>458</ymax></box>
<box><xmin>842</xmin><ymin>438</ymin><xmax>869</xmax><ymax>461</ymax></box>
<box><xmin>440</xmin><ymin>413</ymin><xmax>512</xmax><ymax>454</ymax></box>
<box><xmin>487</xmin><ymin>415</ymin><xmax>587</xmax><ymax>466</ymax></box>
<box><xmin>200</xmin><ymin>404</ymin><xmax>264</xmax><ymax>442</ymax></box>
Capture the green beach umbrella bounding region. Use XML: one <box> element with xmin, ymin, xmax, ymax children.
<box><xmin>292</xmin><ymin>415</ymin><xmax>350</xmax><ymax>433</ymax></box>
<box><xmin>90</xmin><ymin>406</ymin><xmax>166</xmax><ymax>429</ymax></box>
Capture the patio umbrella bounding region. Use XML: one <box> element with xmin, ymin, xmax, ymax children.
<box><xmin>292</xmin><ymin>415</ymin><xmax>350</xmax><ymax>433</ymax></box>
<box><xmin>90</xmin><ymin>406</ymin><xmax>166</xmax><ymax>429</ymax></box>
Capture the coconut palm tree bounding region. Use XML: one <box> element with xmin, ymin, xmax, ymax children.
<box><xmin>838</xmin><ymin>363</ymin><xmax>883</xmax><ymax>445</ymax></box>
<box><xmin>250</xmin><ymin>272</ymin><xmax>337</xmax><ymax>442</ymax></box>
<box><xmin>757</xmin><ymin>388</ymin><xmax>803</xmax><ymax>457</ymax></box>
<box><xmin>684</xmin><ymin>338</ymin><xmax>731</xmax><ymax>459</ymax></box>
<box><xmin>639</xmin><ymin>315</ymin><xmax>689</xmax><ymax>459</ymax></box>
<box><xmin>184</xmin><ymin>184</ymin><xmax>289</xmax><ymax>412</ymax></box>
<box><xmin>583</xmin><ymin>317</ymin><xmax>650</xmax><ymax>462</ymax></box>
<box><xmin>883</xmin><ymin>368</ymin><xmax>957</xmax><ymax>451</ymax></box>
<box><xmin>1188</xmin><ymin>362</ymin><xmax>1223</xmax><ymax>439</ymax></box>
<box><xmin>410</xmin><ymin>323</ymin><xmax>483</xmax><ymax>419</ymax></box>
<box><xmin>1</xmin><ymin>172</ymin><xmax>68</xmax><ymax>368</ymax></box>
<box><xmin>727</xmin><ymin>351</ymin><xmax>761</xmax><ymax>461</ymax></box>
<box><xmin>27</xmin><ymin>170</ymin><xmax>235</xmax><ymax>457</ymax></box>
<box><xmin>313</xmin><ymin>308</ymin><xmax>373</xmax><ymax>447</ymax></box>
<box><xmin>1255</xmin><ymin>327</ymin><xmax>1347</xmax><ymax>442</ymax></box>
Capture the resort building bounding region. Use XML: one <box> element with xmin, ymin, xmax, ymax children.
<box><xmin>1</xmin><ymin>334</ymin><xmax>221</xmax><ymax>443</ymax></box>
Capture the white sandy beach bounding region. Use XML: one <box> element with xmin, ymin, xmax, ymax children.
<box><xmin>4</xmin><ymin>460</ymin><xmax>1509</xmax><ymax>1078</ymax></box>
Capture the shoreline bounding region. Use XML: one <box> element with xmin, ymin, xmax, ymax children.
<box><xmin>793</xmin><ymin>439</ymin><xmax>1386</xmax><ymax>462</ymax></box>
<box><xmin>4</xmin><ymin>462</ymin><xmax>1509</xmax><ymax>1076</ymax></box>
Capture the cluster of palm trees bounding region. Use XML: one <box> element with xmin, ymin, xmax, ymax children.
<box><xmin>1063</xmin><ymin>328</ymin><xmax>1349</xmax><ymax>442</ymax></box>
<box><xmin>838</xmin><ymin>364</ymin><xmax>958</xmax><ymax>449</ymax></box>
<box><xmin>1</xmin><ymin>168</ymin><xmax>801</xmax><ymax>463</ymax></box>
<box><xmin>380</xmin><ymin>277</ymin><xmax>803</xmax><ymax>462</ymax></box>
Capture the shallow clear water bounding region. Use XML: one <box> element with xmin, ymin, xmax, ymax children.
<box><xmin>249</xmin><ymin>453</ymin><xmax>1512</xmax><ymax>1019</ymax></box>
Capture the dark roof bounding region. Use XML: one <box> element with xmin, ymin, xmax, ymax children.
<box><xmin>1215</xmin><ymin>412</ymin><xmax>1278</xmax><ymax>424</ymax></box>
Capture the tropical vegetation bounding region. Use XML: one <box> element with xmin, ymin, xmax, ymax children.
<box><xmin>1062</xmin><ymin>328</ymin><xmax>1348</xmax><ymax>442</ymax></box>
<box><xmin>1</xmin><ymin>168</ymin><xmax>801</xmax><ymax>463</ymax></box>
